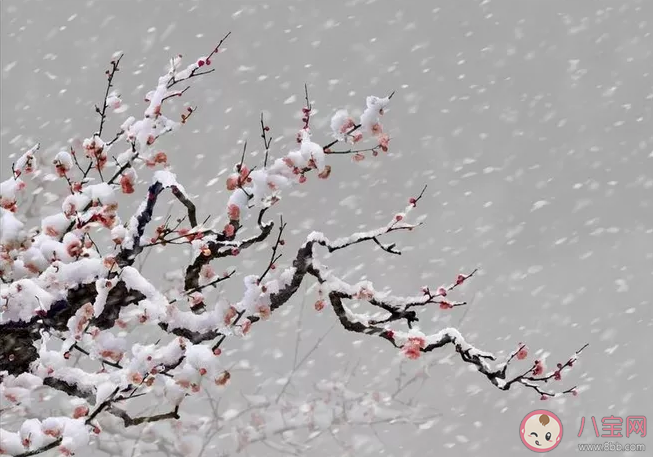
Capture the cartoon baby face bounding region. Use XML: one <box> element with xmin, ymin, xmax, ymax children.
<box><xmin>520</xmin><ymin>410</ymin><xmax>562</xmax><ymax>452</ymax></box>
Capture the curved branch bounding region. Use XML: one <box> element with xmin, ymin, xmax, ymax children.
<box><xmin>311</xmin><ymin>267</ymin><xmax>588</xmax><ymax>398</ymax></box>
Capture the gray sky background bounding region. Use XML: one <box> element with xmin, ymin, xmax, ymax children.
<box><xmin>1</xmin><ymin>0</ymin><xmax>652</xmax><ymax>456</ymax></box>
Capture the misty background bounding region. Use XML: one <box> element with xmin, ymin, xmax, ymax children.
<box><xmin>1</xmin><ymin>0</ymin><xmax>652</xmax><ymax>455</ymax></box>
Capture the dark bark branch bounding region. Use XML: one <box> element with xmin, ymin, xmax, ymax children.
<box><xmin>117</xmin><ymin>180</ymin><xmax>200</xmax><ymax>267</ymax></box>
<box><xmin>14</xmin><ymin>439</ymin><xmax>62</xmax><ymax>457</ymax></box>
<box><xmin>116</xmin><ymin>181</ymin><xmax>164</xmax><ymax>267</ymax></box>
<box><xmin>170</xmin><ymin>185</ymin><xmax>198</xmax><ymax>227</ymax></box>
<box><xmin>96</xmin><ymin>54</ymin><xmax>123</xmax><ymax>138</ymax></box>
<box><xmin>310</xmin><ymin>267</ymin><xmax>588</xmax><ymax>398</ymax></box>
<box><xmin>0</xmin><ymin>281</ymin><xmax>144</xmax><ymax>376</ymax></box>
<box><xmin>43</xmin><ymin>377</ymin><xmax>95</xmax><ymax>401</ymax></box>
<box><xmin>107</xmin><ymin>405</ymin><xmax>180</xmax><ymax>427</ymax></box>
<box><xmin>183</xmin><ymin>218</ymin><xmax>274</xmax><ymax>292</ymax></box>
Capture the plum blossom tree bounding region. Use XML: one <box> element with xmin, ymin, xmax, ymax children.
<box><xmin>0</xmin><ymin>34</ymin><xmax>588</xmax><ymax>456</ymax></box>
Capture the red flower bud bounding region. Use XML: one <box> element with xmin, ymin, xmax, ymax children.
<box><xmin>439</xmin><ymin>301</ymin><xmax>453</xmax><ymax>310</ymax></box>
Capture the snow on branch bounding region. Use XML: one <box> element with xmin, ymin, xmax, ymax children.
<box><xmin>271</xmin><ymin>197</ymin><xmax>587</xmax><ymax>400</ymax></box>
<box><xmin>116</xmin><ymin>169</ymin><xmax>197</xmax><ymax>267</ymax></box>
<box><xmin>0</xmin><ymin>33</ymin><xmax>588</xmax><ymax>457</ymax></box>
